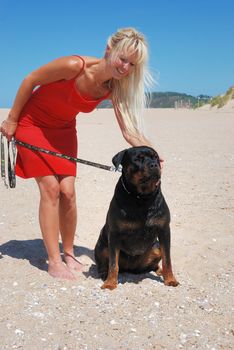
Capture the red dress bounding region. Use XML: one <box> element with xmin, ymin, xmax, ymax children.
<box><xmin>15</xmin><ymin>56</ymin><xmax>109</xmax><ymax>178</ymax></box>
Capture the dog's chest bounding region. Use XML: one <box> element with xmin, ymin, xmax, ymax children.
<box><xmin>116</xmin><ymin>210</ymin><xmax>159</xmax><ymax>255</ymax></box>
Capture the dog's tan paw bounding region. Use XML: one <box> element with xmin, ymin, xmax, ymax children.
<box><xmin>164</xmin><ymin>278</ymin><xmax>179</xmax><ymax>287</ymax></box>
<box><xmin>101</xmin><ymin>280</ymin><xmax>118</xmax><ymax>290</ymax></box>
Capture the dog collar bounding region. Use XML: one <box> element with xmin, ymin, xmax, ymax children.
<box><xmin>121</xmin><ymin>176</ymin><xmax>132</xmax><ymax>195</ymax></box>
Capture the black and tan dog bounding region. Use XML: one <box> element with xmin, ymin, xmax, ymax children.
<box><xmin>94</xmin><ymin>146</ymin><xmax>179</xmax><ymax>290</ymax></box>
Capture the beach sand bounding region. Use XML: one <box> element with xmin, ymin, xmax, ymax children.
<box><xmin>0</xmin><ymin>107</ymin><xmax>233</xmax><ymax>349</ymax></box>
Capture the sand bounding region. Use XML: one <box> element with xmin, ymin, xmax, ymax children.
<box><xmin>0</xmin><ymin>107</ymin><xmax>233</xmax><ymax>350</ymax></box>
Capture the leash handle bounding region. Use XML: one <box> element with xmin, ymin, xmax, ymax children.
<box><xmin>8</xmin><ymin>138</ymin><xmax>16</xmax><ymax>188</ymax></box>
<box><xmin>0</xmin><ymin>134</ymin><xmax>16</xmax><ymax>188</ymax></box>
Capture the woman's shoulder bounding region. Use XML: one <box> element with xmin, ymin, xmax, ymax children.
<box><xmin>47</xmin><ymin>55</ymin><xmax>85</xmax><ymax>80</ymax></box>
<box><xmin>65</xmin><ymin>55</ymin><xmax>85</xmax><ymax>74</ymax></box>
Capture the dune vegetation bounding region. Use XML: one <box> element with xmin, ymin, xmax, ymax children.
<box><xmin>210</xmin><ymin>86</ymin><xmax>234</xmax><ymax>108</ymax></box>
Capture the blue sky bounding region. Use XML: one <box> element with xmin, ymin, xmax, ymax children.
<box><xmin>0</xmin><ymin>0</ymin><xmax>233</xmax><ymax>107</ymax></box>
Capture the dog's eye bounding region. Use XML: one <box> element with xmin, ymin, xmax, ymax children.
<box><xmin>135</xmin><ymin>157</ymin><xmax>144</xmax><ymax>163</ymax></box>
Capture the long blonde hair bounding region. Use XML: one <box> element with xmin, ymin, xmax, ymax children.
<box><xmin>107</xmin><ymin>28</ymin><xmax>154</xmax><ymax>135</ymax></box>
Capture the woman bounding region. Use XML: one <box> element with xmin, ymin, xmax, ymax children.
<box><xmin>0</xmin><ymin>28</ymin><xmax>156</xmax><ymax>280</ymax></box>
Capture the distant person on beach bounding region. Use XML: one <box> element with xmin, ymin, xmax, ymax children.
<box><xmin>0</xmin><ymin>27</ymin><xmax>157</xmax><ymax>280</ymax></box>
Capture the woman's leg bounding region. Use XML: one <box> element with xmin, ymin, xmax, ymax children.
<box><xmin>58</xmin><ymin>175</ymin><xmax>82</xmax><ymax>271</ymax></box>
<box><xmin>36</xmin><ymin>175</ymin><xmax>75</xmax><ymax>280</ymax></box>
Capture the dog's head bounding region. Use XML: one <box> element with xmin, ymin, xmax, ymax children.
<box><xmin>112</xmin><ymin>146</ymin><xmax>161</xmax><ymax>196</ymax></box>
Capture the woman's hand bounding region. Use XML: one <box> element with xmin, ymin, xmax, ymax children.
<box><xmin>0</xmin><ymin>119</ymin><xmax>18</xmax><ymax>141</ymax></box>
<box><xmin>159</xmin><ymin>156</ymin><xmax>164</xmax><ymax>170</ymax></box>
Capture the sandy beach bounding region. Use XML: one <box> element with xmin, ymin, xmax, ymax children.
<box><xmin>0</xmin><ymin>106</ymin><xmax>233</xmax><ymax>350</ymax></box>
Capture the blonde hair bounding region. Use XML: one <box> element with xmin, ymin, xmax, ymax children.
<box><xmin>107</xmin><ymin>27</ymin><xmax>154</xmax><ymax>136</ymax></box>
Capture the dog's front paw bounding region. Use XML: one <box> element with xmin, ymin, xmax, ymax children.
<box><xmin>164</xmin><ymin>278</ymin><xmax>179</xmax><ymax>287</ymax></box>
<box><xmin>101</xmin><ymin>280</ymin><xmax>118</xmax><ymax>290</ymax></box>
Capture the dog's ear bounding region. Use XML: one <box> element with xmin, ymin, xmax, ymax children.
<box><xmin>112</xmin><ymin>149</ymin><xmax>127</xmax><ymax>169</ymax></box>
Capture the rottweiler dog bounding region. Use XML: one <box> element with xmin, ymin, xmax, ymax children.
<box><xmin>94</xmin><ymin>146</ymin><xmax>179</xmax><ymax>290</ymax></box>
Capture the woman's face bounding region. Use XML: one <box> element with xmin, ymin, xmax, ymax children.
<box><xmin>108</xmin><ymin>48</ymin><xmax>138</xmax><ymax>80</ymax></box>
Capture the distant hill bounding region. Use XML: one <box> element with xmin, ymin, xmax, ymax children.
<box><xmin>98</xmin><ymin>92</ymin><xmax>211</xmax><ymax>109</ymax></box>
<box><xmin>149</xmin><ymin>92</ymin><xmax>203</xmax><ymax>108</ymax></box>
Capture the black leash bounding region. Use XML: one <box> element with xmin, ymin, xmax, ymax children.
<box><xmin>0</xmin><ymin>136</ymin><xmax>121</xmax><ymax>189</ymax></box>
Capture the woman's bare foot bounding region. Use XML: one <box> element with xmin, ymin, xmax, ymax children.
<box><xmin>64</xmin><ymin>252</ymin><xmax>83</xmax><ymax>272</ymax></box>
<box><xmin>48</xmin><ymin>261</ymin><xmax>76</xmax><ymax>280</ymax></box>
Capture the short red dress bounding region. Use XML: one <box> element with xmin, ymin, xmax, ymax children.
<box><xmin>15</xmin><ymin>56</ymin><xmax>109</xmax><ymax>178</ymax></box>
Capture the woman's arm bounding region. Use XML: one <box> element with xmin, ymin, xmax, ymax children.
<box><xmin>113</xmin><ymin>104</ymin><xmax>153</xmax><ymax>147</ymax></box>
<box><xmin>1</xmin><ymin>56</ymin><xmax>83</xmax><ymax>140</ymax></box>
